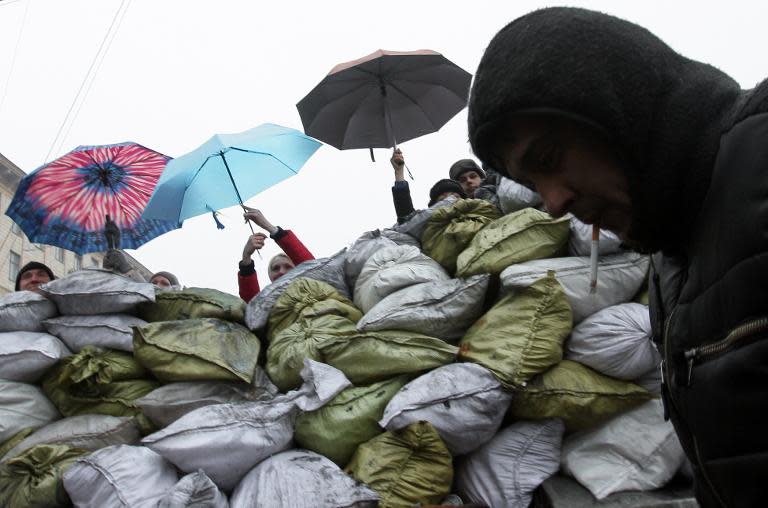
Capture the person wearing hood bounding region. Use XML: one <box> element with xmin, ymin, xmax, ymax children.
<box><xmin>14</xmin><ymin>261</ymin><xmax>55</xmax><ymax>294</ymax></box>
<box><xmin>149</xmin><ymin>271</ymin><xmax>179</xmax><ymax>289</ymax></box>
<box><xmin>468</xmin><ymin>8</ymin><xmax>767</xmax><ymax>507</ymax></box>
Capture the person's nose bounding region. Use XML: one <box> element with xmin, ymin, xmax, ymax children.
<box><xmin>538</xmin><ymin>181</ymin><xmax>576</xmax><ymax>218</ymax></box>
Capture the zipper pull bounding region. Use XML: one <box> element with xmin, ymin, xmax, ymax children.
<box><xmin>684</xmin><ymin>348</ymin><xmax>697</xmax><ymax>386</ymax></box>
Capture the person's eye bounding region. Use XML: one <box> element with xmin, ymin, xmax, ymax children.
<box><xmin>521</xmin><ymin>135</ymin><xmax>563</xmax><ymax>175</ymax></box>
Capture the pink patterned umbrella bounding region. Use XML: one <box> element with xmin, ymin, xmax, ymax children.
<box><xmin>5</xmin><ymin>142</ymin><xmax>178</xmax><ymax>255</ymax></box>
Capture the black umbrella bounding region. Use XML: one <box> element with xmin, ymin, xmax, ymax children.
<box><xmin>297</xmin><ymin>49</ymin><xmax>472</xmax><ymax>156</ymax></box>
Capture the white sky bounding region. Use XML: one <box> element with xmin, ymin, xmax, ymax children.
<box><xmin>0</xmin><ymin>0</ymin><xmax>765</xmax><ymax>294</ymax></box>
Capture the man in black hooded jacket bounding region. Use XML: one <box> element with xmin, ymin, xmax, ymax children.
<box><xmin>468</xmin><ymin>7</ymin><xmax>767</xmax><ymax>507</ymax></box>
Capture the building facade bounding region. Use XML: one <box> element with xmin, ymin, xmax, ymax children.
<box><xmin>0</xmin><ymin>152</ymin><xmax>152</xmax><ymax>295</ymax></box>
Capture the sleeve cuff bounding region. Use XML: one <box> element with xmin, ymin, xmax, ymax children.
<box><xmin>238</xmin><ymin>259</ymin><xmax>256</xmax><ymax>276</ymax></box>
<box><xmin>271</xmin><ymin>226</ymin><xmax>287</xmax><ymax>240</ymax></box>
<box><xmin>393</xmin><ymin>180</ymin><xmax>409</xmax><ymax>190</ymax></box>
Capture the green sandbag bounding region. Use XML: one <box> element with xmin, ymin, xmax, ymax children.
<box><xmin>346</xmin><ymin>421</ymin><xmax>453</xmax><ymax>508</ymax></box>
<box><xmin>459</xmin><ymin>273</ymin><xmax>572</xmax><ymax>389</ymax></box>
<box><xmin>0</xmin><ymin>444</ymin><xmax>87</xmax><ymax>508</ymax></box>
<box><xmin>421</xmin><ymin>199</ymin><xmax>501</xmax><ymax>274</ymax></box>
<box><xmin>133</xmin><ymin>318</ymin><xmax>262</xmax><ymax>384</ymax></box>
<box><xmin>137</xmin><ymin>287</ymin><xmax>246</xmax><ymax>324</ymax></box>
<box><xmin>268</xmin><ymin>278</ymin><xmax>361</xmax><ymax>341</ymax></box>
<box><xmin>456</xmin><ymin>207</ymin><xmax>570</xmax><ymax>277</ymax></box>
<box><xmin>41</xmin><ymin>347</ymin><xmax>158</xmax><ymax>432</ymax></box>
<box><xmin>507</xmin><ymin>360</ymin><xmax>655</xmax><ymax>432</ymax></box>
<box><xmin>266</xmin><ymin>314</ymin><xmax>357</xmax><ymax>392</ymax></box>
<box><xmin>294</xmin><ymin>375</ymin><xmax>410</xmax><ymax>467</ymax></box>
<box><xmin>0</xmin><ymin>428</ymin><xmax>34</xmax><ymax>460</ymax></box>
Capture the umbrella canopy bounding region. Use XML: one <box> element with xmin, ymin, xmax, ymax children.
<box><xmin>141</xmin><ymin>123</ymin><xmax>322</xmax><ymax>224</ymax></box>
<box><xmin>297</xmin><ymin>49</ymin><xmax>472</xmax><ymax>150</ymax></box>
<box><xmin>5</xmin><ymin>142</ymin><xmax>178</xmax><ymax>255</ymax></box>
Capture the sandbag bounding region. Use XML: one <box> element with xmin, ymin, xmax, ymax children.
<box><xmin>344</xmin><ymin>229</ymin><xmax>399</xmax><ymax>289</ymax></box>
<box><xmin>0</xmin><ymin>429</ymin><xmax>34</xmax><ymax>460</ymax></box>
<box><xmin>133</xmin><ymin>318</ymin><xmax>261</xmax><ymax>383</ymax></box>
<box><xmin>0</xmin><ymin>331</ymin><xmax>71</xmax><ymax>382</ymax></box>
<box><xmin>501</xmin><ymin>252</ymin><xmax>650</xmax><ymax>323</ymax></box>
<box><xmin>136</xmin><ymin>380</ymin><xmax>278</xmax><ymax>428</ymax></box>
<box><xmin>456</xmin><ymin>419</ymin><xmax>564</xmax><ymax>508</ymax></box>
<box><xmin>1</xmin><ymin>415</ymin><xmax>140</xmax><ymax>464</ymax></box>
<box><xmin>357</xmin><ymin>275</ymin><xmax>489</xmax><ymax>343</ymax></box>
<box><xmin>42</xmin><ymin>314</ymin><xmax>146</xmax><ymax>352</ymax></box>
<box><xmin>497</xmin><ymin>176</ymin><xmax>542</xmax><ymax>214</ymax></box>
<box><xmin>421</xmin><ymin>199</ymin><xmax>501</xmax><ymax>274</ymax></box>
<box><xmin>459</xmin><ymin>274</ymin><xmax>571</xmax><ymax>389</ymax></box>
<box><xmin>0</xmin><ymin>291</ymin><xmax>58</xmax><ymax>332</ymax></box>
<box><xmin>138</xmin><ymin>287</ymin><xmax>246</xmax><ymax>324</ymax></box>
<box><xmin>0</xmin><ymin>380</ymin><xmax>60</xmax><ymax>442</ymax></box>
<box><xmin>346</xmin><ymin>421</ymin><xmax>453</xmax><ymax>508</ymax></box>
<box><xmin>456</xmin><ymin>208</ymin><xmax>570</xmax><ymax>277</ymax></box>
<box><xmin>566</xmin><ymin>303</ymin><xmax>660</xmax><ymax>381</ymax></box>
<box><xmin>295</xmin><ymin>375</ymin><xmax>410</xmax><ymax>466</ymax></box>
<box><xmin>568</xmin><ymin>217</ymin><xmax>623</xmax><ymax>257</ymax></box>
<box><xmin>380</xmin><ymin>363</ymin><xmax>512</xmax><ymax>455</ymax></box>
<box><xmin>354</xmin><ymin>245</ymin><xmax>449</xmax><ymax>313</ymax></box>
<box><xmin>392</xmin><ymin>194</ymin><xmax>458</xmax><ymax>240</ymax></box>
<box><xmin>231</xmin><ymin>450</ymin><xmax>379</xmax><ymax>508</ymax></box>
<box><xmin>268</xmin><ymin>278</ymin><xmax>361</xmax><ymax>341</ymax></box>
<box><xmin>244</xmin><ymin>249</ymin><xmax>349</xmax><ymax>330</ymax></box>
<box><xmin>0</xmin><ymin>443</ymin><xmax>87</xmax><ymax>508</ymax></box>
<box><xmin>38</xmin><ymin>268</ymin><xmax>155</xmax><ymax>315</ymax></box>
<box><xmin>63</xmin><ymin>444</ymin><xmax>179</xmax><ymax>508</ymax></box>
<box><xmin>561</xmin><ymin>399</ymin><xmax>685</xmax><ymax>499</ymax></box>
<box><xmin>507</xmin><ymin>360</ymin><xmax>654</xmax><ymax>432</ymax></box>
<box><xmin>158</xmin><ymin>470</ymin><xmax>229</xmax><ymax>508</ymax></box>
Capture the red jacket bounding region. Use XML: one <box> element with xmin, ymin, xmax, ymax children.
<box><xmin>238</xmin><ymin>228</ymin><xmax>314</xmax><ymax>302</ymax></box>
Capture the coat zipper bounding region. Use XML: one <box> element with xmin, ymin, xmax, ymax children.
<box><xmin>683</xmin><ymin>316</ymin><xmax>768</xmax><ymax>386</ymax></box>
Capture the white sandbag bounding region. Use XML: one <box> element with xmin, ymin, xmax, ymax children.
<box><xmin>63</xmin><ymin>444</ymin><xmax>179</xmax><ymax>508</ymax></box>
<box><xmin>380</xmin><ymin>228</ymin><xmax>421</xmax><ymax>248</ymax></box>
<box><xmin>136</xmin><ymin>380</ymin><xmax>279</xmax><ymax>428</ymax></box>
<box><xmin>142</xmin><ymin>360</ymin><xmax>350</xmax><ymax>491</ymax></box>
<box><xmin>0</xmin><ymin>380</ymin><xmax>60</xmax><ymax>442</ymax></box>
<box><xmin>230</xmin><ymin>450</ymin><xmax>379</xmax><ymax>508</ymax></box>
<box><xmin>501</xmin><ymin>252</ymin><xmax>649</xmax><ymax>323</ymax></box>
<box><xmin>497</xmin><ymin>176</ymin><xmax>542</xmax><ymax>214</ymax></box>
<box><xmin>561</xmin><ymin>399</ymin><xmax>685</xmax><ymax>500</ymax></box>
<box><xmin>567</xmin><ymin>217</ymin><xmax>624</xmax><ymax>257</ymax></box>
<box><xmin>392</xmin><ymin>194</ymin><xmax>458</xmax><ymax>240</ymax></box>
<box><xmin>0</xmin><ymin>291</ymin><xmax>58</xmax><ymax>332</ymax></box>
<box><xmin>380</xmin><ymin>363</ymin><xmax>512</xmax><ymax>455</ymax></box>
<box><xmin>244</xmin><ymin>249</ymin><xmax>348</xmax><ymax>330</ymax></box>
<box><xmin>39</xmin><ymin>268</ymin><xmax>155</xmax><ymax>315</ymax></box>
<box><xmin>0</xmin><ymin>331</ymin><xmax>71</xmax><ymax>383</ymax></box>
<box><xmin>566</xmin><ymin>303</ymin><xmax>660</xmax><ymax>381</ymax></box>
<box><xmin>344</xmin><ymin>230</ymin><xmax>399</xmax><ymax>289</ymax></box>
<box><xmin>357</xmin><ymin>275</ymin><xmax>489</xmax><ymax>343</ymax></box>
<box><xmin>1</xmin><ymin>415</ymin><xmax>140</xmax><ymax>463</ymax></box>
<box><xmin>456</xmin><ymin>419</ymin><xmax>564</xmax><ymax>508</ymax></box>
<box><xmin>42</xmin><ymin>314</ymin><xmax>147</xmax><ymax>352</ymax></box>
<box><xmin>354</xmin><ymin>245</ymin><xmax>450</xmax><ymax>313</ymax></box>
<box><xmin>158</xmin><ymin>470</ymin><xmax>230</xmax><ymax>508</ymax></box>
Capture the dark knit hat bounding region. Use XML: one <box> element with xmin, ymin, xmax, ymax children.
<box><xmin>428</xmin><ymin>179</ymin><xmax>467</xmax><ymax>207</ymax></box>
<box><xmin>449</xmin><ymin>159</ymin><xmax>486</xmax><ymax>181</ymax></box>
<box><xmin>150</xmin><ymin>271</ymin><xmax>179</xmax><ymax>287</ymax></box>
<box><xmin>15</xmin><ymin>261</ymin><xmax>56</xmax><ymax>291</ymax></box>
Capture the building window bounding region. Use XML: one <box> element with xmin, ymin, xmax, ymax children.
<box><xmin>55</xmin><ymin>247</ymin><xmax>64</xmax><ymax>262</ymax></box>
<box><xmin>74</xmin><ymin>255</ymin><xmax>82</xmax><ymax>271</ymax></box>
<box><xmin>9</xmin><ymin>251</ymin><xmax>20</xmax><ymax>282</ymax></box>
<box><xmin>11</xmin><ymin>221</ymin><xmax>21</xmax><ymax>235</ymax></box>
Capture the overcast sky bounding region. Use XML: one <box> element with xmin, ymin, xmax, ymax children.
<box><xmin>1</xmin><ymin>0</ymin><xmax>765</xmax><ymax>294</ymax></box>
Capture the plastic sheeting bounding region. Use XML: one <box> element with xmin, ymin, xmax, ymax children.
<box><xmin>496</xmin><ymin>177</ymin><xmax>542</xmax><ymax>215</ymax></box>
<box><xmin>566</xmin><ymin>303</ymin><xmax>661</xmax><ymax>381</ymax></box>
<box><xmin>138</xmin><ymin>287</ymin><xmax>246</xmax><ymax>324</ymax></box>
<box><xmin>456</xmin><ymin>419</ymin><xmax>564</xmax><ymax>508</ymax></box>
<box><xmin>38</xmin><ymin>268</ymin><xmax>155</xmax><ymax>315</ymax></box>
<box><xmin>344</xmin><ymin>230</ymin><xmax>400</xmax><ymax>290</ymax></box>
<box><xmin>42</xmin><ymin>314</ymin><xmax>146</xmax><ymax>352</ymax></box>
<box><xmin>0</xmin><ymin>331</ymin><xmax>71</xmax><ymax>383</ymax></box>
<box><xmin>380</xmin><ymin>363</ymin><xmax>513</xmax><ymax>455</ymax></box>
<box><xmin>0</xmin><ymin>291</ymin><xmax>58</xmax><ymax>332</ymax></box>
<box><xmin>0</xmin><ymin>380</ymin><xmax>60</xmax><ymax>442</ymax></box>
<box><xmin>561</xmin><ymin>399</ymin><xmax>685</xmax><ymax>499</ymax></box>
<box><xmin>231</xmin><ymin>450</ymin><xmax>379</xmax><ymax>508</ymax></box>
<box><xmin>357</xmin><ymin>275</ymin><xmax>489</xmax><ymax>343</ymax></box>
<box><xmin>63</xmin><ymin>444</ymin><xmax>179</xmax><ymax>508</ymax></box>
<box><xmin>501</xmin><ymin>252</ymin><xmax>650</xmax><ymax>323</ymax></box>
<box><xmin>354</xmin><ymin>245</ymin><xmax>449</xmax><ymax>313</ymax></box>
<box><xmin>158</xmin><ymin>470</ymin><xmax>230</xmax><ymax>508</ymax></box>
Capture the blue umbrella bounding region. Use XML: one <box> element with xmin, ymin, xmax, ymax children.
<box><xmin>142</xmin><ymin>124</ymin><xmax>322</xmax><ymax>228</ymax></box>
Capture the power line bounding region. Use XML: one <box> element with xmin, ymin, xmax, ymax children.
<box><xmin>0</xmin><ymin>0</ymin><xmax>31</xmax><ymax>119</ymax></box>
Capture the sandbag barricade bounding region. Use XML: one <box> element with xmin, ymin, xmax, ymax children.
<box><xmin>43</xmin><ymin>314</ymin><xmax>146</xmax><ymax>352</ymax></box>
<box><xmin>0</xmin><ymin>332</ymin><xmax>71</xmax><ymax>383</ymax></box>
<box><xmin>138</xmin><ymin>287</ymin><xmax>246</xmax><ymax>324</ymax></box>
<box><xmin>38</xmin><ymin>269</ymin><xmax>155</xmax><ymax>315</ymax></box>
<box><xmin>0</xmin><ymin>291</ymin><xmax>58</xmax><ymax>332</ymax></box>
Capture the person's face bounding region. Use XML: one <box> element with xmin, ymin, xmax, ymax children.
<box><xmin>150</xmin><ymin>275</ymin><xmax>172</xmax><ymax>288</ymax></box>
<box><xmin>19</xmin><ymin>268</ymin><xmax>51</xmax><ymax>293</ymax></box>
<box><xmin>268</xmin><ymin>257</ymin><xmax>295</xmax><ymax>282</ymax></box>
<box><xmin>497</xmin><ymin>116</ymin><xmax>632</xmax><ymax>239</ymax></box>
<box><xmin>457</xmin><ymin>170</ymin><xmax>482</xmax><ymax>197</ymax></box>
